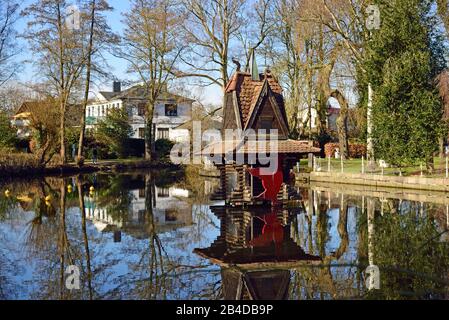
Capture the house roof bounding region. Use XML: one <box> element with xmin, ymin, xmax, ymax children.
<box><xmin>15</xmin><ymin>100</ymin><xmax>82</xmax><ymax>126</ymax></box>
<box><xmin>98</xmin><ymin>91</ymin><xmax>118</xmax><ymax>100</ymax></box>
<box><xmin>225</xmin><ymin>71</ymin><xmax>287</xmax><ymax>128</ymax></box>
<box><xmin>201</xmin><ymin>139</ymin><xmax>321</xmax><ymax>156</ymax></box>
<box><xmin>98</xmin><ymin>84</ymin><xmax>195</xmax><ymax>103</ymax></box>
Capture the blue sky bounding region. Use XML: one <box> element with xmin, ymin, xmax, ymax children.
<box><xmin>14</xmin><ymin>0</ymin><xmax>223</xmax><ymax>105</ymax></box>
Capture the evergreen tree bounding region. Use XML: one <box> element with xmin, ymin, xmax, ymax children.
<box><xmin>361</xmin><ymin>0</ymin><xmax>446</xmax><ymax>168</ymax></box>
<box><xmin>0</xmin><ymin>111</ymin><xmax>17</xmax><ymax>149</ymax></box>
<box><xmin>95</xmin><ymin>108</ymin><xmax>133</xmax><ymax>158</ymax></box>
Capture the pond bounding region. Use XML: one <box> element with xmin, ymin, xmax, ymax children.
<box><xmin>0</xmin><ymin>169</ymin><xmax>448</xmax><ymax>300</ymax></box>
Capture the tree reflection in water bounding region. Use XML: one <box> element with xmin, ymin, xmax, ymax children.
<box><xmin>0</xmin><ymin>174</ymin><xmax>449</xmax><ymax>299</ymax></box>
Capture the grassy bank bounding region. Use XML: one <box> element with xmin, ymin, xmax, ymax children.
<box><xmin>300</xmin><ymin>157</ymin><xmax>449</xmax><ymax>177</ymax></box>
<box><xmin>0</xmin><ymin>154</ymin><xmax>178</xmax><ymax>177</ymax></box>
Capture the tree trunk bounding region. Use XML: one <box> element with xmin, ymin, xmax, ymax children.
<box><xmin>56</xmin><ymin>3</ymin><xmax>66</xmax><ymax>165</ymax></box>
<box><xmin>367</xmin><ymin>83</ymin><xmax>375</xmax><ymax>168</ymax></box>
<box><xmin>60</xmin><ymin>97</ymin><xmax>67</xmax><ymax>165</ymax></box>
<box><xmin>78</xmin><ymin>0</ymin><xmax>97</xmax><ymax>166</ymax></box>
<box><xmin>145</xmin><ymin>114</ymin><xmax>153</xmax><ymax>161</ymax></box>
<box><xmin>316</xmin><ymin>26</ymin><xmax>330</xmax><ymax>135</ymax></box>
<box><xmin>332</xmin><ymin>90</ymin><xmax>349</xmax><ymax>160</ymax></box>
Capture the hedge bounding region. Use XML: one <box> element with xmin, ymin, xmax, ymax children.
<box><xmin>324</xmin><ymin>143</ymin><xmax>367</xmax><ymax>158</ymax></box>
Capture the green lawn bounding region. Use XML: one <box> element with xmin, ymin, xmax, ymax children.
<box><xmin>300</xmin><ymin>157</ymin><xmax>449</xmax><ymax>177</ymax></box>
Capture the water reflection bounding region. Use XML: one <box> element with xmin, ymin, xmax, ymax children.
<box><xmin>0</xmin><ymin>173</ymin><xmax>449</xmax><ymax>300</ymax></box>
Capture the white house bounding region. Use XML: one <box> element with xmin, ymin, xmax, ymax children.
<box><xmin>298</xmin><ymin>104</ymin><xmax>340</xmax><ymax>133</ymax></box>
<box><xmin>86</xmin><ymin>82</ymin><xmax>194</xmax><ymax>142</ymax></box>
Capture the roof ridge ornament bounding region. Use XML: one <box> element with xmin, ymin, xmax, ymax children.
<box><xmin>249</xmin><ymin>48</ymin><xmax>260</xmax><ymax>81</ymax></box>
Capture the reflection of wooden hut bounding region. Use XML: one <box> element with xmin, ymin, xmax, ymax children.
<box><xmin>194</xmin><ymin>206</ymin><xmax>321</xmax><ymax>267</ymax></box>
<box><xmin>202</xmin><ymin>53</ymin><xmax>320</xmax><ymax>205</ymax></box>
<box><xmin>222</xmin><ymin>268</ymin><xmax>291</xmax><ymax>300</ymax></box>
<box><xmin>194</xmin><ymin>205</ymin><xmax>321</xmax><ymax>300</ymax></box>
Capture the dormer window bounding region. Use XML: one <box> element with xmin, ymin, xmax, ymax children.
<box><xmin>165</xmin><ymin>103</ymin><xmax>178</xmax><ymax>116</ymax></box>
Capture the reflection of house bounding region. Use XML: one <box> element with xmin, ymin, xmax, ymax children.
<box><xmin>153</xmin><ymin>186</ymin><xmax>191</xmax><ymax>226</ymax></box>
<box><xmin>86</xmin><ymin>82</ymin><xmax>194</xmax><ymax>141</ymax></box>
<box><xmin>84</xmin><ymin>198</ymin><xmax>123</xmax><ymax>232</ymax></box>
<box><xmin>84</xmin><ymin>186</ymin><xmax>192</xmax><ymax>239</ymax></box>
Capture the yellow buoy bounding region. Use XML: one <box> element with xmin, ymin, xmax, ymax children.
<box><xmin>67</xmin><ymin>185</ymin><xmax>73</xmax><ymax>193</ymax></box>
<box><xmin>45</xmin><ymin>195</ymin><xmax>52</xmax><ymax>202</ymax></box>
<box><xmin>17</xmin><ymin>195</ymin><xmax>33</xmax><ymax>203</ymax></box>
<box><xmin>4</xmin><ymin>190</ymin><xmax>11</xmax><ymax>197</ymax></box>
<box><xmin>90</xmin><ymin>186</ymin><xmax>95</xmax><ymax>192</ymax></box>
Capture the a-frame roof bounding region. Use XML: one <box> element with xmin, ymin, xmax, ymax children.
<box><xmin>224</xmin><ymin>71</ymin><xmax>288</xmax><ymax>130</ymax></box>
<box><xmin>244</xmin><ymin>79</ymin><xmax>290</xmax><ymax>137</ymax></box>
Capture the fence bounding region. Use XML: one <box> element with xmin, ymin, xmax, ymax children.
<box><xmin>311</xmin><ymin>156</ymin><xmax>449</xmax><ymax>179</ymax></box>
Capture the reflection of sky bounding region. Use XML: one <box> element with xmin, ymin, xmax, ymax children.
<box><xmin>0</xmin><ymin>203</ymin><xmax>221</xmax><ymax>300</ymax></box>
<box><xmin>2</xmin><ymin>184</ymin><xmax>449</xmax><ymax>300</ymax></box>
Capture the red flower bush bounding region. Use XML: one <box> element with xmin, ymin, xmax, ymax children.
<box><xmin>324</xmin><ymin>143</ymin><xmax>367</xmax><ymax>159</ymax></box>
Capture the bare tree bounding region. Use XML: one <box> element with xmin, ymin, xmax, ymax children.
<box><xmin>0</xmin><ymin>0</ymin><xmax>20</xmax><ymax>87</ymax></box>
<box><xmin>179</xmin><ymin>0</ymin><xmax>246</xmax><ymax>91</ymax></box>
<box><xmin>23</xmin><ymin>0</ymin><xmax>87</xmax><ymax>164</ymax></box>
<box><xmin>0</xmin><ymin>83</ymin><xmax>34</xmax><ymax>115</ymax></box>
<box><xmin>77</xmin><ymin>0</ymin><xmax>115</xmax><ymax>166</ymax></box>
<box><xmin>117</xmin><ymin>0</ymin><xmax>185</xmax><ymax>160</ymax></box>
<box><xmin>237</xmin><ymin>0</ymin><xmax>276</xmax><ymax>71</ymax></box>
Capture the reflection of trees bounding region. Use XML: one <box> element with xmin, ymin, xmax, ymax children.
<box><xmin>0</xmin><ymin>195</ymin><xmax>16</xmax><ymax>221</ymax></box>
<box><xmin>94</xmin><ymin>174</ymin><xmax>134</xmax><ymax>222</ymax></box>
<box><xmin>132</xmin><ymin>173</ymin><xmax>169</xmax><ymax>299</ymax></box>
<box><xmin>367</xmin><ymin>208</ymin><xmax>449</xmax><ymax>299</ymax></box>
<box><xmin>77</xmin><ymin>178</ymin><xmax>93</xmax><ymax>300</ymax></box>
<box><xmin>290</xmin><ymin>190</ymin><xmax>357</xmax><ymax>299</ymax></box>
<box><xmin>21</xmin><ymin>179</ymin><xmax>88</xmax><ymax>300</ymax></box>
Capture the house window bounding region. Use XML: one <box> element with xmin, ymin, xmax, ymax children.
<box><xmin>165</xmin><ymin>104</ymin><xmax>178</xmax><ymax>116</ymax></box>
<box><xmin>157</xmin><ymin>128</ymin><xmax>169</xmax><ymax>140</ymax></box>
<box><xmin>138</xmin><ymin>128</ymin><xmax>145</xmax><ymax>139</ymax></box>
<box><xmin>138</xmin><ymin>103</ymin><xmax>146</xmax><ymax>116</ymax></box>
<box><xmin>101</xmin><ymin>105</ymin><xmax>105</xmax><ymax>116</ymax></box>
<box><xmin>88</xmin><ymin>107</ymin><xmax>91</xmax><ymax>117</ymax></box>
<box><xmin>157</xmin><ymin>188</ymin><xmax>170</xmax><ymax>198</ymax></box>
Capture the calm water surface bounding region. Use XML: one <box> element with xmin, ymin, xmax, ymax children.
<box><xmin>0</xmin><ymin>169</ymin><xmax>448</xmax><ymax>300</ymax></box>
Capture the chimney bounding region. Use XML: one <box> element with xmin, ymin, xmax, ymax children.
<box><xmin>113</xmin><ymin>81</ymin><xmax>121</xmax><ymax>93</ymax></box>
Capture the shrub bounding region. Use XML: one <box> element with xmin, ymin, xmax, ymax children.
<box><xmin>324</xmin><ymin>143</ymin><xmax>367</xmax><ymax>158</ymax></box>
<box><xmin>0</xmin><ymin>152</ymin><xmax>43</xmax><ymax>174</ymax></box>
<box><xmin>0</xmin><ymin>111</ymin><xmax>18</xmax><ymax>149</ymax></box>
<box><xmin>155</xmin><ymin>139</ymin><xmax>175</xmax><ymax>160</ymax></box>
